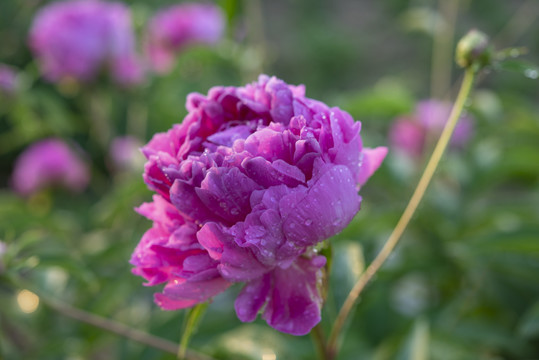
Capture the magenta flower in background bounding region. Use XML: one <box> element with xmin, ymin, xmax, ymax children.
<box><xmin>145</xmin><ymin>3</ymin><xmax>224</xmax><ymax>73</ymax></box>
<box><xmin>29</xmin><ymin>0</ymin><xmax>144</xmax><ymax>85</ymax></box>
<box><xmin>389</xmin><ymin>99</ymin><xmax>473</xmax><ymax>157</ymax></box>
<box><xmin>109</xmin><ymin>136</ymin><xmax>144</xmax><ymax>171</ymax></box>
<box><xmin>11</xmin><ymin>139</ymin><xmax>89</xmax><ymax>196</ymax></box>
<box><xmin>132</xmin><ymin>75</ymin><xmax>386</xmax><ymax>335</ymax></box>
<box><xmin>0</xmin><ymin>64</ymin><xmax>18</xmax><ymax>95</ymax></box>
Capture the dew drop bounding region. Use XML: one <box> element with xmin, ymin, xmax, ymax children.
<box><xmin>304</xmin><ymin>219</ymin><xmax>313</xmax><ymax>226</ymax></box>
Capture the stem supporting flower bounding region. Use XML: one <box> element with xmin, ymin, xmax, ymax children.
<box><xmin>325</xmin><ymin>65</ymin><xmax>478</xmax><ymax>360</ymax></box>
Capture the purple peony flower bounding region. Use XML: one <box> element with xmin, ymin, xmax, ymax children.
<box><xmin>0</xmin><ymin>64</ymin><xmax>18</xmax><ymax>95</ymax></box>
<box><xmin>389</xmin><ymin>99</ymin><xmax>473</xmax><ymax>157</ymax></box>
<box><xmin>132</xmin><ymin>75</ymin><xmax>386</xmax><ymax>335</ymax></box>
<box><xmin>29</xmin><ymin>0</ymin><xmax>144</xmax><ymax>85</ymax></box>
<box><xmin>11</xmin><ymin>139</ymin><xmax>89</xmax><ymax>196</ymax></box>
<box><xmin>145</xmin><ymin>3</ymin><xmax>224</xmax><ymax>73</ymax></box>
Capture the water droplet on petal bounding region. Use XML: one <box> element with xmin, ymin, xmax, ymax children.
<box><xmin>305</xmin><ymin>219</ymin><xmax>312</xmax><ymax>226</ymax></box>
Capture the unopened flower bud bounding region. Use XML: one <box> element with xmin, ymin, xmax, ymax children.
<box><xmin>456</xmin><ymin>29</ymin><xmax>491</xmax><ymax>69</ymax></box>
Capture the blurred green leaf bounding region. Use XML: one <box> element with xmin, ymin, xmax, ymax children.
<box><xmin>518</xmin><ymin>301</ymin><xmax>539</xmax><ymax>338</ymax></box>
<box><xmin>396</xmin><ymin>318</ymin><xmax>429</xmax><ymax>360</ymax></box>
<box><xmin>494</xmin><ymin>59</ymin><xmax>539</xmax><ymax>79</ymax></box>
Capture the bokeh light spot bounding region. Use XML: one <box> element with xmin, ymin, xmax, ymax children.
<box><xmin>17</xmin><ymin>289</ymin><xmax>40</xmax><ymax>313</ymax></box>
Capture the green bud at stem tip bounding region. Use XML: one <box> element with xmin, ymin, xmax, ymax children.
<box><xmin>456</xmin><ymin>29</ymin><xmax>491</xmax><ymax>70</ymax></box>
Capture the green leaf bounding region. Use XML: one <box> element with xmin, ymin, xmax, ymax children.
<box><xmin>395</xmin><ymin>318</ymin><xmax>430</xmax><ymax>360</ymax></box>
<box><xmin>409</xmin><ymin>318</ymin><xmax>429</xmax><ymax>360</ymax></box>
<box><xmin>518</xmin><ymin>302</ymin><xmax>539</xmax><ymax>338</ymax></box>
<box><xmin>494</xmin><ymin>59</ymin><xmax>539</xmax><ymax>79</ymax></box>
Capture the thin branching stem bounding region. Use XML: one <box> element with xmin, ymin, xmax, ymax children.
<box><xmin>10</xmin><ymin>278</ymin><xmax>216</xmax><ymax>360</ymax></box>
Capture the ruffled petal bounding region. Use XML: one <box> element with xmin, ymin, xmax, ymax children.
<box><xmin>234</xmin><ymin>273</ymin><xmax>271</xmax><ymax>322</ymax></box>
<box><xmin>262</xmin><ymin>256</ymin><xmax>326</xmax><ymax>335</ymax></box>
<box><xmin>281</xmin><ymin>164</ymin><xmax>361</xmax><ymax>247</ymax></box>
<box><xmin>195</xmin><ymin>167</ymin><xmax>261</xmax><ymax>223</ymax></box>
<box><xmin>198</xmin><ymin>222</ymin><xmax>270</xmax><ymax>281</ymax></box>
<box><xmin>155</xmin><ymin>274</ymin><xmax>230</xmax><ymax>310</ymax></box>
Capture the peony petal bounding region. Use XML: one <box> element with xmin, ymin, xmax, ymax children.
<box><xmin>243</xmin><ymin>127</ymin><xmax>293</xmax><ymax>163</ymax></box>
<box><xmin>195</xmin><ymin>167</ymin><xmax>261</xmax><ymax>223</ymax></box>
<box><xmin>242</xmin><ymin>157</ymin><xmax>306</xmax><ymax>187</ymax></box>
<box><xmin>135</xmin><ymin>194</ymin><xmax>185</xmax><ymax>232</ymax></box>
<box><xmin>155</xmin><ymin>275</ymin><xmax>230</xmax><ymax>310</ymax></box>
<box><xmin>234</xmin><ymin>274</ymin><xmax>271</xmax><ymax>322</ymax></box>
<box><xmin>198</xmin><ymin>222</ymin><xmax>270</xmax><ymax>281</ymax></box>
<box><xmin>170</xmin><ymin>179</ymin><xmax>216</xmax><ymax>222</ymax></box>
<box><xmin>266</xmin><ymin>77</ymin><xmax>294</xmax><ymax>125</ymax></box>
<box><xmin>281</xmin><ymin>165</ymin><xmax>361</xmax><ymax>247</ymax></box>
<box><xmin>262</xmin><ymin>256</ymin><xmax>325</xmax><ymax>335</ymax></box>
<box><xmin>357</xmin><ymin>146</ymin><xmax>388</xmax><ymax>186</ymax></box>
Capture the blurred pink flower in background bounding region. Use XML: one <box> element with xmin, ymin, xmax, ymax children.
<box><xmin>131</xmin><ymin>75</ymin><xmax>386</xmax><ymax>335</ymax></box>
<box><xmin>145</xmin><ymin>3</ymin><xmax>225</xmax><ymax>73</ymax></box>
<box><xmin>109</xmin><ymin>136</ymin><xmax>144</xmax><ymax>171</ymax></box>
<box><xmin>389</xmin><ymin>99</ymin><xmax>473</xmax><ymax>158</ymax></box>
<box><xmin>28</xmin><ymin>0</ymin><xmax>144</xmax><ymax>85</ymax></box>
<box><xmin>0</xmin><ymin>64</ymin><xmax>18</xmax><ymax>95</ymax></box>
<box><xmin>11</xmin><ymin>139</ymin><xmax>89</xmax><ymax>196</ymax></box>
<box><xmin>0</xmin><ymin>240</ymin><xmax>6</xmax><ymax>273</ymax></box>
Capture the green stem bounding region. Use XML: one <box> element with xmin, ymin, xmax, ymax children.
<box><xmin>243</xmin><ymin>0</ymin><xmax>266</xmax><ymax>80</ymax></box>
<box><xmin>311</xmin><ymin>323</ymin><xmax>329</xmax><ymax>360</ymax></box>
<box><xmin>178</xmin><ymin>303</ymin><xmax>208</xmax><ymax>360</ymax></box>
<box><xmin>325</xmin><ymin>68</ymin><xmax>476</xmax><ymax>360</ymax></box>
<box><xmin>493</xmin><ymin>0</ymin><xmax>539</xmax><ymax>47</ymax></box>
<box><xmin>431</xmin><ymin>0</ymin><xmax>460</xmax><ymax>99</ymax></box>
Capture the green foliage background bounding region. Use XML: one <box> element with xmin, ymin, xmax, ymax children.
<box><xmin>0</xmin><ymin>0</ymin><xmax>538</xmax><ymax>359</ymax></box>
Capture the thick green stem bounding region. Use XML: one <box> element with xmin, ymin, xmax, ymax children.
<box><xmin>325</xmin><ymin>68</ymin><xmax>476</xmax><ymax>360</ymax></box>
